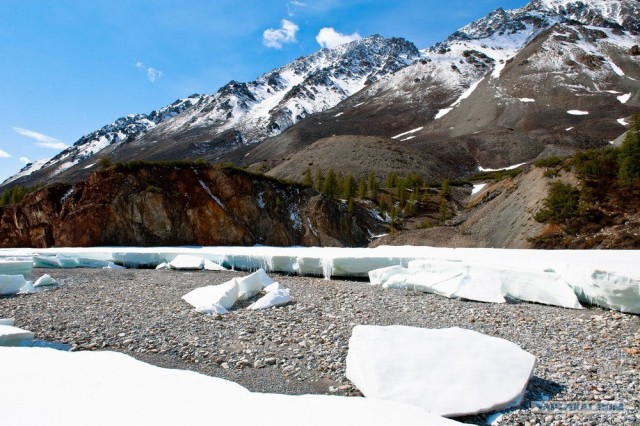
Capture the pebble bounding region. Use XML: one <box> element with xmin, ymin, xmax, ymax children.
<box><xmin>2</xmin><ymin>268</ymin><xmax>639</xmax><ymax>425</ymax></box>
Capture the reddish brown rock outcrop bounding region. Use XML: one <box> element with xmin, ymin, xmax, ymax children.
<box><xmin>0</xmin><ymin>165</ymin><xmax>383</xmax><ymax>248</ymax></box>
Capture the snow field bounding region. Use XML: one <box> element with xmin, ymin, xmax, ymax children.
<box><xmin>0</xmin><ymin>347</ymin><xmax>461</xmax><ymax>426</ymax></box>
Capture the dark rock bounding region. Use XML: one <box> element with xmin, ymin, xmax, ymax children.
<box><xmin>0</xmin><ymin>165</ymin><xmax>384</xmax><ymax>248</ymax></box>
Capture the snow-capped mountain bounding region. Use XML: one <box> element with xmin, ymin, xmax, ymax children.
<box><xmin>2</xmin><ymin>35</ymin><xmax>418</xmax><ymax>189</ymax></box>
<box><xmin>251</xmin><ymin>0</ymin><xmax>639</xmax><ymax>181</ymax></box>
<box><xmin>3</xmin><ymin>0</ymin><xmax>639</xmax><ymax>190</ymax></box>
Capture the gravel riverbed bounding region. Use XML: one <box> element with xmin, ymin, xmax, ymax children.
<box><xmin>2</xmin><ymin>268</ymin><xmax>639</xmax><ymax>425</ymax></box>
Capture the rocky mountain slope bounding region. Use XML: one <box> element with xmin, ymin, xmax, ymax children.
<box><xmin>250</xmin><ymin>0</ymin><xmax>640</xmax><ymax>181</ymax></box>
<box><xmin>2</xmin><ymin>0</ymin><xmax>639</xmax><ymax>192</ymax></box>
<box><xmin>2</xmin><ymin>36</ymin><xmax>418</xmax><ymax>190</ymax></box>
<box><xmin>0</xmin><ymin>164</ymin><xmax>383</xmax><ymax>248</ymax></box>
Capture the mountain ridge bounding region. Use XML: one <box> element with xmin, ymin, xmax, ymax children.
<box><xmin>2</xmin><ymin>0</ymin><xmax>639</xmax><ymax>191</ymax></box>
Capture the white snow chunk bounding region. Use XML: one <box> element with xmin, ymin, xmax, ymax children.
<box><xmin>0</xmin><ymin>275</ymin><xmax>29</xmax><ymax>295</ymax></box>
<box><xmin>471</xmin><ymin>183</ymin><xmax>487</xmax><ymax>195</ymax></box>
<box><xmin>203</xmin><ymin>259</ymin><xmax>226</xmax><ymax>271</ymax></box>
<box><xmin>236</xmin><ymin>270</ymin><xmax>268</xmax><ymax>301</ymax></box>
<box><xmin>566</xmin><ymin>127</ymin><xmax>574</xmax><ymax>131</ymax></box>
<box><xmin>369</xmin><ymin>265</ymin><xmax>410</xmax><ymax>286</ymax></box>
<box><xmin>248</xmin><ymin>289</ymin><xmax>291</xmax><ymax>310</ymax></box>
<box><xmin>567</xmin><ymin>110</ymin><xmax>589</xmax><ymax>115</ymax></box>
<box><xmin>155</xmin><ymin>262</ymin><xmax>171</xmax><ymax>270</ymax></box>
<box><xmin>33</xmin><ymin>274</ymin><xmax>58</xmax><ymax>288</ymax></box>
<box><xmin>400</xmin><ymin>136</ymin><xmax>416</xmax><ymax>141</ymax></box>
<box><xmin>0</xmin><ymin>325</ymin><xmax>34</xmax><ymax>346</ymax></box>
<box><xmin>617</xmin><ymin>93</ymin><xmax>631</xmax><ymax>104</ymax></box>
<box><xmin>169</xmin><ymin>255</ymin><xmax>204</xmax><ymax>270</ymax></box>
<box><xmin>561</xmin><ymin>265</ymin><xmax>640</xmax><ymax>314</ymax></box>
<box><xmin>346</xmin><ymin>325</ymin><xmax>535</xmax><ymax>417</ymax></box>
<box><xmin>618</xmin><ymin>118</ymin><xmax>629</xmax><ymax>126</ymax></box>
<box><xmin>195</xmin><ymin>303</ymin><xmax>229</xmax><ymax>315</ymax></box>
<box><xmin>334</xmin><ymin>112</ymin><xmax>344</xmax><ymax>117</ymax></box>
<box><xmin>182</xmin><ymin>279</ymin><xmax>239</xmax><ymax>311</ymax></box>
<box><xmin>264</xmin><ymin>282</ymin><xmax>286</xmax><ymax>293</ymax></box>
<box><xmin>0</xmin><ymin>318</ymin><xmax>15</xmax><ymax>326</ymax></box>
<box><xmin>0</xmin><ymin>260</ymin><xmax>33</xmax><ymax>276</ymax></box>
<box><xmin>0</xmin><ymin>347</ymin><xmax>460</xmax><ymax>426</ymax></box>
<box><xmin>435</xmin><ymin>108</ymin><xmax>453</xmax><ymax>119</ymax></box>
<box><xmin>501</xmin><ymin>270</ymin><xmax>582</xmax><ymax>309</ymax></box>
<box><xmin>518</xmin><ymin>98</ymin><xmax>535</xmax><ymax>103</ymax></box>
<box><xmin>391</xmin><ymin>127</ymin><xmax>423</xmax><ymax>140</ymax></box>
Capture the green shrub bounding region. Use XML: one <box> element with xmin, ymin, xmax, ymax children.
<box><xmin>534</xmin><ymin>182</ymin><xmax>580</xmax><ymax>223</ymax></box>
<box><xmin>534</xmin><ymin>156</ymin><xmax>565</xmax><ymax>168</ymax></box>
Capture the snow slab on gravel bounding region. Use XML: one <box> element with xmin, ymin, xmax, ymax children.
<box><xmin>0</xmin><ymin>347</ymin><xmax>461</xmax><ymax>426</ymax></box>
<box><xmin>346</xmin><ymin>325</ymin><xmax>536</xmax><ymax>417</ymax></box>
<box><xmin>0</xmin><ymin>325</ymin><xmax>34</xmax><ymax>346</ymax></box>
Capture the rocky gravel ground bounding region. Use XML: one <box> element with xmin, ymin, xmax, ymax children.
<box><xmin>2</xmin><ymin>268</ymin><xmax>639</xmax><ymax>425</ymax></box>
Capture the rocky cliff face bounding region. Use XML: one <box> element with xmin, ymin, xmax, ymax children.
<box><xmin>0</xmin><ymin>165</ymin><xmax>383</xmax><ymax>248</ymax></box>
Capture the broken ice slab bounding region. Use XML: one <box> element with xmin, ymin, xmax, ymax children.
<box><xmin>0</xmin><ymin>318</ymin><xmax>16</xmax><ymax>326</ymax></box>
<box><xmin>560</xmin><ymin>263</ymin><xmax>640</xmax><ymax>314</ymax></box>
<box><xmin>0</xmin><ymin>260</ymin><xmax>33</xmax><ymax>276</ymax></box>
<box><xmin>0</xmin><ymin>325</ymin><xmax>35</xmax><ymax>346</ymax></box>
<box><xmin>346</xmin><ymin>325</ymin><xmax>535</xmax><ymax>417</ymax></box>
<box><xmin>248</xmin><ymin>289</ymin><xmax>291</xmax><ymax>310</ymax></box>
<box><xmin>33</xmin><ymin>274</ymin><xmax>59</xmax><ymax>288</ymax></box>
<box><xmin>0</xmin><ymin>275</ymin><xmax>29</xmax><ymax>295</ymax></box>
<box><xmin>169</xmin><ymin>255</ymin><xmax>204</xmax><ymax>270</ymax></box>
<box><xmin>236</xmin><ymin>269</ymin><xmax>272</xmax><ymax>301</ymax></box>
<box><xmin>501</xmin><ymin>269</ymin><xmax>582</xmax><ymax>309</ymax></box>
<box><xmin>182</xmin><ymin>279</ymin><xmax>239</xmax><ymax>311</ymax></box>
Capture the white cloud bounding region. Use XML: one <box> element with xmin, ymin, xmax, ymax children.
<box><xmin>13</xmin><ymin>127</ymin><xmax>68</xmax><ymax>150</ymax></box>
<box><xmin>0</xmin><ymin>149</ymin><xmax>11</xmax><ymax>158</ymax></box>
<box><xmin>315</xmin><ymin>27</ymin><xmax>361</xmax><ymax>49</ymax></box>
<box><xmin>287</xmin><ymin>1</ymin><xmax>306</xmax><ymax>16</ymax></box>
<box><xmin>19</xmin><ymin>157</ymin><xmax>30</xmax><ymax>164</ymax></box>
<box><xmin>147</xmin><ymin>67</ymin><xmax>163</xmax><ymax>82</ymax></box>
<box><xmin>135</xmin><ymin>62</ymin><xmax>163</xmax><ymax>82</ymax></box>
<box><xmin>263</xmin><ymin>19</ymin><xmax>299</xmax><ymax>49</ymax></box>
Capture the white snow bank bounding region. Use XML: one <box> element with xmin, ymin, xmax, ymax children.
<box><xmin>561</xmin><ymin>265</ymin><xmax>640</xmax><ymax>314</ymax></box>
<box><xmin>34</xmin><ymin>274</ymin><xmax>58</xmax><ymax>288</ymax></box>
<box><xmin>346</xmin><ymin>325</ymin><xmax>535</xmax><ymax>417</ymax></box>
<box><xmin>0</xmin><ymin>260</ymin><xmax>32</xmax><ymax>276</ymax></box>
<box><xmin>369</xmin><ymin>261</ymin><xmax>582</xmax><ymax>309</ymax></box>
<box><xmin>3</xmin><ymin>246</ymin><xmax>639</xmax><ymax>313</ymax></box>
<box><xmin>478</xmin><ymin>162</ymin><xmax>526</xmax><ymax>172</ymax></box>
<box><xmin>0</xmin><ymin>347</ymin><xmax>460</xmax><ymax>426</ymax></box>
<box><xmin>391</xmin><ymin>127</ymin><xmax>423</xmax><ymax>140</ymax></box>
<box><xmin>0</xmin><ymin>275</ymin><xmax>32</xmax><ymax>295</ymax></box>
<box><xmin>471</xmin><ymin>183</ymin><xmax>487</xmax><ymax>195</ymax></box>
<box><xmin>248</xmin><ymin>289</ymin><xmax>291</xmax><ymax>310</ymax></box>
<box><xmin>0</xmin><ymin>325</ymin><xmax>34</xmax><ymax>346</ymax></box>
<box><xmin>435</xmin><ymin>108</ymin><xmax>453</xmax><ymax>119</ymax></box>
<box><xmin>618</xmin><ymin>118</ymin><xmax>629</xmax><ymax>126</ymax></box>
<box><xmin>617</xmin><ymin>93</ymin><xmax>631</xmax><ymax>104</ymax></box>
<box><xmin>567</xmin><ymin>110</ymin><xmax>589</xmax><ymax>115</ymax></box>
<box><xmin>182</xmin><ymin>279</ymin><xmax>239</xmax><ymax>312</ymax></box>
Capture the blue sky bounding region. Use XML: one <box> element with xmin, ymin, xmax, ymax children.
<box><xmin>0</xmin><ymin>0</ymin><xmax>529</xmax><ymax>183</ymax></box>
